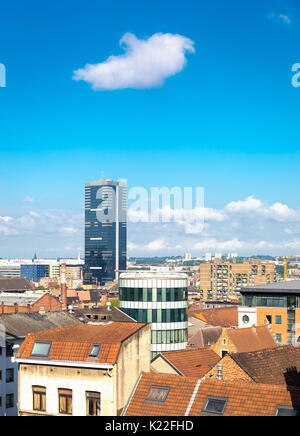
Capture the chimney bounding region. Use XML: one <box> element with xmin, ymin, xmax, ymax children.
<box><xmin>216</xmin><ymin>364</ymin><xmax>223</xmax><ymax>380</ymax></box>
<box><xmin>61</xmin><ymin>263</ymin><xmax>67</xmax><ymax>310</ymax></box>
<box><xmin>100</xmin><ymin>293</ymin><xmax>108</xmax><ymax>307</ymax></box>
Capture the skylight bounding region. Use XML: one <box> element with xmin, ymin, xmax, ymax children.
<box><xmin>89</xmin><ymin>344</ymin><xmax>101</xmax><ymax>358</ymax></box>
<box><xmin>275</xmin><ymin>406</ymin><xmax>298</xmax><ymax>416</ymax></box>
<box><xmin>202</xmin><ymin>397</ymin><xmax>228</xmax><ymax>415</ymax></box>
<box><xmin>145</xmin><ymin>386</ymin><xmax>170</xmax><ymax>404</ymax></box>
<box><xmin>31</xmin><ymin>341</ymin><xmax>51</xmax><ymax>357</ymax></box>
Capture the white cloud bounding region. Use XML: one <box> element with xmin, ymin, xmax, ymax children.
<box><xmin>73</xmin><ymin>32</ymin><xmax>195</xmax><ymax>90</ymax></box>
<box><xmin>24</xmin><ymin>196</ymin><xmax>35</xmax><ymax>203</ymax></box>
<box><xmin>268</xmin><ymin>12</ymin><xmax>292</xmax><ymax>25</ymax></box>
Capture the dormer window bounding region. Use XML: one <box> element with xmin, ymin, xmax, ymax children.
<box><xmin>146</xmin><ymin>386</ymin><xmax>170</xmax><ymax>404</ymax></box>
<box><xmin>31</xmin><ymin>342</ymin><xmax>51</xmax><ymax>357</ymax></box>
<box><xmin>89</xmin><ymin>344</ymin><xmax>101</xmax><ymax>358</ymax></box>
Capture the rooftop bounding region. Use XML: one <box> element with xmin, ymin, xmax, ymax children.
<box><xmin>230</xmin><ymin>345</ymin><xmax>300</xmax><ymax>386</ymax></box>
<box><xmin>189</xmin><ymin>306</ymin><xmax>238</xmax><ymax>328</ymax></box>
<box><xmin>226</xmin><ymin>326</ymin><xmax>278</xmax><ymax>353</ymax></box>
<box><xmin>152</xmin><ymin>347</ymin><xmax>220</xmax><ymax>378</ymax></box>
<box><xmin>0</xmin><ymin>311</ymin><xmax>79</xmax><ymax>340</ymax></box>
<box><xmin>0</xmin><ymin>278</ymin><xmax>33</xmax><ymax>292</ymax></box>
<box><xmin>242</xmin><ymin>280</ymin><xmax>300</xmax><ymax>294</ymax></box>
<box><xmin>123</xmin><ymin>372</ymin><xmax>300</xmax><ymax>416</ymax></box>
<box><xmin>17</xmin><ymin>321</ymin><xmax>147</xmax><ymax>364</ymax></box>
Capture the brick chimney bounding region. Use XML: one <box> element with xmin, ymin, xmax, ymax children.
<box><xmin>60</xmin><ymin>263</ymin><xmax>67</xmax><ymax>310</ymax></box>
<box><xmin>100</xmin><ymin>293</ymin><xmax>108</xmax><ymax>307</ymax></box>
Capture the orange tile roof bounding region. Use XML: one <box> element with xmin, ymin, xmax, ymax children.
<box><xmin>190</xmin><ymin>379</ymin><xmax>300</xmax><ymax>416</ymax></box>
<box><xmin>191</xmin><ymin>307</ymin><xmax>238</xmax><ymax>328</ymax></box>
<box><xmin>124</xmin><ymin>372</ymin><xmax>199</xmax><ymax>416</ymax></box>
<box><xmin>123</xmin><ymin>372</ymin><xmax>300</xmax><ymax>416</ymax></box>
<box><xmin>155</xmin><ymin>348</ymin><xmax>220</xmax><ymax>378</ymax></box>
<box><xmin>17</xmin><ymin>322</ymin><xmax>147</xmax><ymax>364</ymax></box>
<box><xmin>227</xmin><ymin>326</ymin><xmax>277</xmax><ymax>353</ymax></box>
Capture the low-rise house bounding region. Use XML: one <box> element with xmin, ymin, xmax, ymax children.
<box><xmin>0</xmin><ymin>311</ymin><xmax>79</xmax><ymax>416</ymax></box>
<box><xmin>16</xmin><ymin>321</ymin><xmax>151</xmax><ymax>416</ymax></box>
<box><xmin>123</xmin><ymin>372</ymin><xmax>300</xmax><ymax>416</ymax></box>
<box><xmin>207</xmin><ymin>345</ymin><xmax>300</xmax><ymax>385</ymax></box>
<box><xmin>188</xmin><ymin>326</ymin><xmax>222</xmax><ymax>348</ymax></box>
<box><xmin>211</xmin><ymin>325</ymin><xmax>278</xmax><ymax>358</ymax></box>
<box><xmin>189</xmin><ymin>306</ymin><xmax>239</xmax><ymax>328</ymax></box>
<box><xmin>151</xmin><ymin>348</ymin><xmax>220</xmax><ymax>378</ymax></box>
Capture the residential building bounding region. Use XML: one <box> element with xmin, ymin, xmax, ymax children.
<box><xmin>199</xmin><ymin>259</ymin><xmax>276</xmax><ymax>300</ymax></box>
<box><xmin>122</xmin><ymin>372</ymin><xmax>300</xmax><ymax>416</ymax></box>
<box><xmin>151</xmin><ymin>347</ymin><xmax>220</xmax><ymax>378</ymax></box>
<box><xmin>119</xmin><ymin>271</ymin><xmax>189</xmax><ymax>358</ymax></box>
<box><xmin>207</xmin><ymin>345</ymin><xmax>300</xmax><ymax>385</ymax></box>
<box><xmin>84</xmin><ymin>178</ymin><xmax>127</xmax><ymax>286</ymax></box>
<box><xmin>210</xmin><ymin>325</ymin><xmax>278</xmax><ymax>358</ymax></box>
<box><xmin>188</xmin><ymin>327</ymin><xmax>222</xmax><ymax>348</ymax></box>
<box><xmin>188</xmin><ymin>306</ymin><xmax>239</xmax><ymax>329</ymax></box>
<box><xmin>240</xmin><ymin>280</ymin><xmax>300</xmax><ymax>346</ymax></box>
<box><xmin>0</xmin><ymin>311</ymin><xmax>79</xmax><ymax>416</ymax></box>
<box><xmin>16</xmin><ymin>321</ymin><xmax>151</xmax><ymax>416</ymax></box>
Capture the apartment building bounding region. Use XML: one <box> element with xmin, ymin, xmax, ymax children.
<box><xmin>239</xmin><ymin>280</ymin><xmax>300</xmax><ymax>346</ymax></box>
<box><xmin>0</xmin><ymin>311</ymin><xmax>79</xmax><ymax>416</ymax></box>
<box><xmin>16</xmin><ymin>321</ymin><xmax>151</xmax><ymax>416</ymax></box>
<box><xmin>199</xmin><ymin>259</ymin><xmax>276</xmax><ymax>300</ymax></box>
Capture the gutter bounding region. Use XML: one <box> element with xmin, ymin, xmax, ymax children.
<box><xmin>15</xmin><ymin>357</ymin><xmax>114</xmax><ymax>370</ymax></box>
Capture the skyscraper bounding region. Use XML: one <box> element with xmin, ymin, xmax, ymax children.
<box><xmin>84</xmin><ymin>178</ymin><xmax>127</xmax><ymax>286</ymax></box>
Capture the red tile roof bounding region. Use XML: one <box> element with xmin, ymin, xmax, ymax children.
<box><xmin>124</xmin><ymin>372</ymin><xmax>199</xmax><ymax>416</ymax></box>
<box><xmin>190</xmin><ymin>379</ymin><xmax>300</xmax><ymax>416</ymax></box>
<box><xmin>227</xmin><ymin>326</ymin><xmax>277</xmax><ymax>353</ymax></box>
<box><xmin>123</xmin><ymin>372</ymin><xmax>300</xmax><ymax>416</ymax></box>
<box><xmin>190</xmin><ymin>307</ymin><xmax>238</xmax><ymax>328</ymax></box>
<box><xmin>17</xmin><ymin>322</ymin><xmax>147</xmax><ymax>364</ymax></box>
<box><xmin>153</xmin><ymin>348</ymin><xmax>220</xmax><ymax>378</ymax></box>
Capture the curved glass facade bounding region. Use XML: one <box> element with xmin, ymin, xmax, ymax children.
<box><xmin>119</xmin><ymin>272</ymin><xmax>189</xmax><ymax>358</ymax></box>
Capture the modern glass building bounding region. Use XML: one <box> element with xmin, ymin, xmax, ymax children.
<box><xmin>119</xmin><ymin>271</ymin><xmax>189</xmax><ymax>358</ymax></box>
<box><xmin>20</xmin><ymin>264</ymin><xmax>49</xmax><ymax>282</ymax></box>
<box><xmin>84</xmin><ymin>179</ymin><xmax>127</xmax><ymax>286</ymax></box>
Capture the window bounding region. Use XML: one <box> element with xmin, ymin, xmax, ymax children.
<box><xmin>6</xmin><ymin>368</ymin><xmax>14</xmax><ymax>383</ymax></box>
<box><xmin>242</xmin><ymin>315</ymin><xmax>250</xmax><ymax>324</ymax></box>
<box><xmin>276</xmin><ymin>334</ymin><xmax>282</xmax><ymax>343</ymax></box>
<box><xmin>58</xmin><ymin>389</ymin><xmax>72</xmax><ymax>415</ymax></box>
<box><xmin>275</xmin><ymin>315</ymin><xmax>282</xmax><ymax>325</ymax></box>
<box><xmin>275</xmin><ymin>406</ymin><xmax>298</xmax><ymax>416</ymax></box>
<box><xmin>6</xmin><ymin>393</ymin><xmax>14</xmax><ymax>409</ymax></box>
<box><xmin>146</xmin><ymin>386</ymin><xmax>170</xmax><ymax>404</ymax></box>
<box><xmin>31</xmin><ymin>341</ymin><xmax>51</xmax><ymax>357</ymax></box>
<box><xmin>86</xmin><ymin>391</ymin><xmax>101</xmax><ymax>416</ymax></box>
<box><xmin>266</xmin><ymin>315</ymin><xmax>272</xmax><ymax>324</ymax></box>
<box><xmin>222</xmin><ymin>338</ymin><xmax>227</xmax><ymax>345</ymax></box>
<box><xmin>221</xmin><ymin>350</ymin><xmax>228</xmax><ymax>358</ymax></box>
<box><xmin>6</xmin><ymin>343</ymin><xmax>14</xmax><ymax>357</ymax></box>
<box><xmin>202</xmin><ymin>397</ymin><xmax>227</xmax><ymax>415</ymax></box>
<box><xmin>89</xmin><ymin>344</ymin><xmax>101</xmax><ymax>358</ymax></box>
<box><xmin>33</xmin><ymin>386</ymin><xmax>46</xmax><ymax>412</ymax></box>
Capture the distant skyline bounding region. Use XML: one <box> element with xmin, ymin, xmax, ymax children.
<box><xmin>1</xmin><ymin>0</ymin><xmax>300</xmax><ymax>257</ymax></box>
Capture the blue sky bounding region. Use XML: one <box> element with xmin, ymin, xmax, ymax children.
<box><xmin>0</xmin><ymin>0</ymin><xmax>300</xmax><ymax>257</ymax></box>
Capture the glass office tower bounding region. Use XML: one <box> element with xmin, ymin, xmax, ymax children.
<box><xmin>84</xmin><ymin>179</ymin><xmax>127</xmax><ymax>286</ymax></box>
<box><xmin>119</xmin><ymin>271</ymin><xmax>189</xmax><ymax>358</ymax></box>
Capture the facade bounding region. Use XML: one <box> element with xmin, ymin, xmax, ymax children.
<box><xmin>84</xmin><ymin>179</ymin><xmax>127</xmax><ymax>286</ymax></box>
<box><xmin>199</xmin><ymin>259</ymin><xmax>276</xmax><ymax>300</ymax></box>
<box><xmin>240</xmin><ymin>280</ymin><xmax>300</xmax><ymax>346</ymax></box>
<box><xmin>0</xmin><ymin>311</ymin><xmax>79</xmax><ymax>416</ymax></box>
<box><xmin>0</xmin><ymin>264</ymin><xmax>20</xmax><ymax>279</ymax></box>
<box><xmin>16</xmin><ymin>321</ymin><xmax>151</xmax><ymax>416</ymax></box>
<box><xmin>20</xmin><ymin>264</ymin><xmax>49</xmax><ymax>282</ymax></box>
<box><xmin>119</xmin><ymin>271</ymin><xmax>189</xmax><ymax>358</ymax></box>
